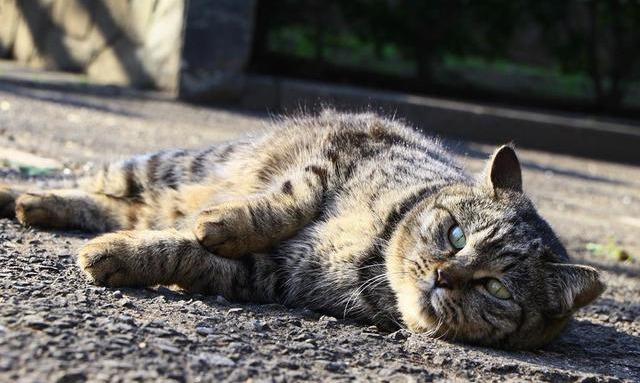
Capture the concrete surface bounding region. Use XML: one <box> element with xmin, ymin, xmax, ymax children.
<box><xmin>237</xmin><ymin>76</ymin><xmax>640</xmax><ymax>163</ymax></box>
<box><xmin>0</xmin><ymin>65</ymin><xmax>639</xmax><ymax>382</ymax></box>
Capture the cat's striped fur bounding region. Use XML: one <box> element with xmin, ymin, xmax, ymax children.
<box><xmin>0</xmin><ymin>110</ymin><xmax>604</xmax><ymax>349</ymax></box>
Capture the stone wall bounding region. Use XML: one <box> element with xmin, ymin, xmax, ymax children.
<box><xmin>179</xmin><ymin>0</ymin><xmax>257</xmax><ymax>101</ymax></box>
<box><xmin>0</xmin><ymin>0</ymin><xmax>185</xmax><ymax>91</ymax></box>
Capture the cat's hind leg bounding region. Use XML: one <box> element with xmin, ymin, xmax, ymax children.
<box><xmin>77</xmin><ymin>229</ymin><xmax>273</xmax><ymax>301</ymax></box>
<box><xmin>14</xmin><ymin>189</ymin><xmax>133</xmax><ymax>232</ymax></box>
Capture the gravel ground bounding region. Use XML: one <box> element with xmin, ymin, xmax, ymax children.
<box><xmin>0</xmin><ymin>62</ymin><xmax>639</xmax><ymax>382</ymax></box>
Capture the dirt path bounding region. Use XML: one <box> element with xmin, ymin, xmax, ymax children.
<box><xmin>0</xmin><ymin>64</ymin><xmax>638</xmax><ymax>382</ymax></box>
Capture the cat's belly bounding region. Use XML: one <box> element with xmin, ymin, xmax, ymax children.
<box><xmin>132</xmin><ymin>181</ymin><xmax>262</xmax><ymax>230</ymax></box>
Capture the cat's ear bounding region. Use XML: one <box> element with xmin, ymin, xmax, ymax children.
<box><xmin>545</xmin><ymin>263</ymin><xmax>605</xmax><ymax>316</ymax></box>
<box><xmin>482</xmin><ymin>145</ymin><xmax>522</xmax><ymax>193</ymax></box>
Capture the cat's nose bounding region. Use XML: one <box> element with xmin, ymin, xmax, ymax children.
<box><xmin>434</xmin><ymin>267</ymin><xmax>465</xmax><ymax>289</ymax></box>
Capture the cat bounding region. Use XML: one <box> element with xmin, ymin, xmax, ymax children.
<box><xmin>0</xmin><ymin>110</ymin><xmax>605</xmax><ymax>349</ymax></box>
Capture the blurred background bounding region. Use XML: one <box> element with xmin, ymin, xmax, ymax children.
<box><xmin>251</xmin><ymin>0</ymin><xmax>640</xmax><ymax>116</ymax></box>
<box><xmin>2</xmin><ymin>0</ymin><xmax>639</xmax><ymax>114</ymax></box>
<box><xmin>0</xmin><ymin>0</ymin><xmax>639</xmax><ymax>161</ymax></box>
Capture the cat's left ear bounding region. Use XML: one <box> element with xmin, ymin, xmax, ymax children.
<box><xmin>482</xmin><ymin>145</ymin><xmax>522</xmax><ymax>193</ymax></box>
<box><xmin>545</xmin><ymin>263</ymin><xmax>606</xmax><ymax>317</ymax></box>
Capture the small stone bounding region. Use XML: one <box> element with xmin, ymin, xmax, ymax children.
<box><xmin>300</xmin><ymin>308</ymin><xmax>320</xmax><ymax>319</ymax></box>
<box><xmin>388</xmin><ymin>329</ymin><xmax>411</xmax><ymax>341</ymax></box>
<box><xmin>24</xmin><ymin>315</ymin><xmax>49</xmax><ymax>330</ymax></box>
<box><xmin>157</xmin><ymin>343</ymin><xmax>181</xmax><ymax>354</ymax></box>
<box><xmin>55</xmin><ymin>371</ymin><xmax>86</xmax><ymax>383</ymax></box>
<box><xmin>113</xmin><ymin>290</ymin><xmax>123</xmax><ymax>299</ymax></box>
<box><xmin>292</xmin><ymin>333</ymin><xmax>311</xmax><ymax>341</ymax></box>
<box><xmin>432</xmin><ymin>354</ymin><xmax>451</xmax><ymax>366</ymax></box>
<box><xmin>56</xmin><ymin>319</ymin><xmax>78</xmax><ymax>329</ymax></box>
<box><xmin>195</xmin><ymin>353</ymin><xmax>236</xmax><ymax>367</ymax></box>
<box><xmin>277</xmin><ymin>361</ymin><xmax>300</xmax><ymax>370</ymax></box>
<box><xmin>324</xmin><ymin>361</ymin><xmax>346</xmax><ymax>372</ymax></box>
<box><xmin>252</xmin><ymin>320</ymin><xmax>269</xmax><ymax>331</ymax></box>
<box><xmin>319</xmin><ymin>315</ymin><xmax>339</xmax><ymax>327</ymax></box>
<box><xmin>366</xmin><ymin>332</ymin><xmax>382</xmax><ymax>339</ymax></box>
<box><xmin>290</xmin><ymin>341</ymin><xmax>315</xmax><ymax>351</ymax></box>
<box><xmin>227</xmin><ymin>308</ymin><xmax>243</xmax><ymax>314</ymax></box>
<box><xmin>195</xmin><ymin>326</ymin><xmax>214</xmax><ymax>336</ymax></box>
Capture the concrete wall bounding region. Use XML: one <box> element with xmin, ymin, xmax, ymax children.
<box><xmin>179</xmin><ymin>0</ymin><xmax>256</xmax><ymax>101</ymax></box>
<box><xmin>0</xmin><ymin>0</ymin><xmax>185</xmax><ymax>91</ymax></box>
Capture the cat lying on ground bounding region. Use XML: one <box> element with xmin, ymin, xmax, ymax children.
<box><xmin>0</xmin><ymin>110</ymin><xmax>605</xmax><ymax>349</ymax></box>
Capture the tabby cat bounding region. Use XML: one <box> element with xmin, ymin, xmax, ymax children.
<box><xmin>0</xmin><ymin>110</ymin><xmax>605</xmax><ymax>349</ymax></box>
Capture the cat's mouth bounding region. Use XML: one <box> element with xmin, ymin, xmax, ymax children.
<box><xmin>417</xmin><ymin>270</ymin><xmax>465</xmax><ymax>337</ymax></box>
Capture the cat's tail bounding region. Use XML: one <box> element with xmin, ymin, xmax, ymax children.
<box><xmin>82</xmin><ymin>144</ymin><xmax>239</xmax><ymax>199</ymax></box>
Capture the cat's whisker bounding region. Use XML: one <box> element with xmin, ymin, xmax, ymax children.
<box><xmin>341</xmin><ymin>271</ymin><xmax>407</xmax><ymax>318</ymax></box>
<box><xmin>353</xmin><ymin>263</ymin><xmax>387</xmax><ymax>271</ymax></box>
<box><xmin>341</xmin><ymin>270</ymin><xmax>409</xmax><ymax>319</ymax></box>
<box><xmin>343</xmin><ymin>274</ymin><xmax>389</xmax><ymax>317</ymax></box>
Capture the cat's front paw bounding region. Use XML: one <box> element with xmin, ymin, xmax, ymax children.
<box><xmin>15</xmin><ymin>192</ymin><xmax>62</xmax><ymax>227</ymax></box>
<box><xmin>194</xmin><ymin>202</ymin><xmax>256</xmax><ymax>258</ymax></box>
<box><xmin>0</xmin><ymin>186</ymin><xmax>17</xmax><ymax>218</ymax></box>
<box><xmin>77</xmin><ymin>232</ymin><xmax>142</xmax><ymax>287</ymax></box>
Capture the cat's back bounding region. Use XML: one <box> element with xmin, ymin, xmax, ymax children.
<box><xmin>250</xmin><ymin>110</ymin><xmax>463</xmax><ymax>183</ymax></box>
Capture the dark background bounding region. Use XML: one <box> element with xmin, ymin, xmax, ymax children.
<box><xmin>250</xmin><ymin>0</ymin><xmax>640</xmax><ymax>119</ymax></box>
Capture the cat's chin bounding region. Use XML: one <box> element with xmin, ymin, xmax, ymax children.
<box><xmin>391</xmin><ymin>283</ymin><xmax>451</xmax><ymax>338</ymax></box>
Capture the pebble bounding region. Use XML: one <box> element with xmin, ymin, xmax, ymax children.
<box><xmin>324</xmin><ymin>361</ymin><xmax>346</xmax><ymax>372</ymax></box>
<box><xmin>118</xmin><ymin>315</ymin><xmax>134</xmax><ymax>323</ymax></box>
<box><xmin>156</xmin><ymin>343</ymin><xmax>181</xmax><ymax>355</ymax></box>
<box><xmin>252</xmin><ymin>320</ymin><xmax>269</xmax><ymax>331</ymax></box>
<box><xmin>388</xmin><ymin>329</ymin><xmax>411</xmax><ymax>341</ymax></box>
<box><xmin>319</xmin><ymin>315</ymin><xmax>338</xmax><ymax>325</ymax></box>
<box><xmin>227</xmin><ymin>308</ymin><xmax>243</xmax><ymax>314</ymax></box>
<box><xmin>195</xmin><ymin>326</ymin><xmax>214</xmax><ymax>336</ymax></box>
<box><xmin>24</xmin><ymin>315</ymin><xmax>49</xmax><ymax>330</ymax></box>
<box><xmin>195</xmin><ymin>353</ymin><xmax>236</xmax><ymax>367</ymax></box>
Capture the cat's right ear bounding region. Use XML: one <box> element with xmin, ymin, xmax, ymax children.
<box><xmin>481</xmin><ymin>145</ymin><xmax>522</xmax><ymax>194</ymax></box>
<box><xmin>545</xmin><ymin>263</ymin><xmax>606</xmax><ymax>317</ymax></box>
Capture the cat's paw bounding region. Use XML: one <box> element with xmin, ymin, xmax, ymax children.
<box><xmin>0</xmin><ymin>186</ymin><xmax>17</xmax><ymax>218</ymax></box>
<box><xmin>194</xmin><ymin>202</ymin><xmax>257</xmax><ymax>258</ymax></box>
<box><xmin>15</xmin><ymin>192</ymin><xmax>62</xmax><ymax>227</ymax></box>
<box><xmin>77</xmin><ymin>232</ymin><xmax>142</xmax><ymax>287</ymax></box>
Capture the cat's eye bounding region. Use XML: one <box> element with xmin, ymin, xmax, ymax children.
<box><xmin>485</xmin><ymin>278</ymin><xmax>512</xmax><ymax>299</ymax></box>
<box><xmin>447</xmin><ymin>225</ymin><xmax>466</xmax><ymax>250</ymax></box>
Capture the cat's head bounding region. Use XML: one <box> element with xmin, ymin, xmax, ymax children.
<box><xmin>386</xmin><ymin>145</ymin><xmax>605</xmax><ymax>349</ymax></box>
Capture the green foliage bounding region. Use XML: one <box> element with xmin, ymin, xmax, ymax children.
<box><xmin>256</xmin><ymin>0</ymin><xmax>640</xmax><ymax>110</ymax></box>
<box><xmin>587</xmin><ymin>240</ymin><xmax>633</xmax><ymax>263</ymax></box>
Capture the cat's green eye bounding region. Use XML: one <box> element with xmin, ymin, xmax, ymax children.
<box><xmin>485</xmin><ymin>278</ymin><xmax>512</xmax><ymax>300</ymax></box>
<box><xmin>447</xmin><ymin>225</ymin><xmax>466</xmax><ymax>250</ymax></box>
